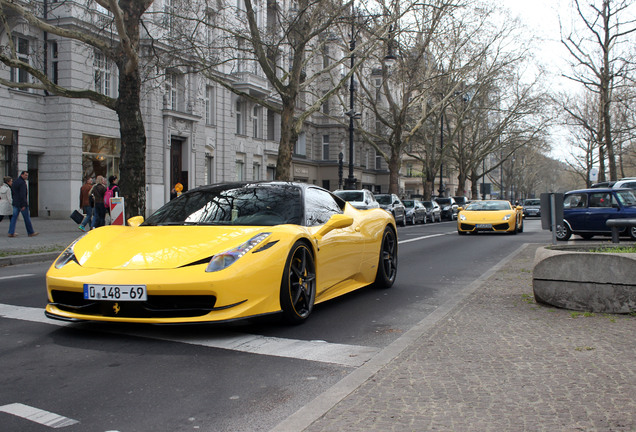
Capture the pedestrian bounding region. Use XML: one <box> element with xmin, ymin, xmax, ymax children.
<box><xmin>8</xmin><ymin>171</ymin><xmax>38</xmax><ymax>237</ymax></box>
<box><xmin>0</xmin><ymin>176</ymin><xmax>13</xmax><ymax>222</ymax></box>
<box><xmin>78</xmin><ymin>176</ymin><xmax>94</xmax><ymax>232</ymax></box>
<box><xmin>90</xmin><ymin>175</ymin><xmax>107</xmax><ymax>229</ymax></box>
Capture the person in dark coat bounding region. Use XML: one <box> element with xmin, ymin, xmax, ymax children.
<box><xmin>79</xmin><ymin>176</ymin><xmax>94</xmax><ymax>231</ymax></box>
<box><xmin>8</xmin><ymin>171</ymin><xmax>38</xmax><ymax>237</ymax></box>
<box><xmin>90</xmin><ymin>175</ymin><xmax>107</xmax><ymax>229</ymax></box>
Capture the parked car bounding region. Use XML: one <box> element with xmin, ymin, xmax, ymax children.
<box><xmin>332</xmin><ymin>189</ymin><xmax>380</xmax><ymax>210</ymax></box>
<box><xmin>522</xmin><ymin>198</ymin><xmax>541</xmax><ymax>217</ymax></box>
<box><xmin>612</xmin><ymin>178</ymin><xmax>636</xmax><ymax>192</ymax></box>
<box><xmin>457</xmin><ymin>200</ymin><xmax>524</xmax><ymax>235</ymax></box>
<box><xmin>421</xmin><ymin>200</ymin><xmax>442</xmax><ymax>223</ymax></box>
<box><xmin>434</xmin><ymin>197</ymin><xmax>459</xmax><ymax>220</ymax></box>
<box><xmin>453</xmin><ymin>196</ymin><xmax>470</xmax><ymax>208</ymax></box>
<box><xmin>375</xmin><ymin>193</ymin><xmax>407</xmax><ymax>226</ymax></box>
<box><xmin>402</xmin><ymin>199</ymin><xmax>427</xmax><ymax>225</ymax></box>
<box><xmin>591</xmin><ymin>181</ymin><xmax>616</xmax><ymax>188</ymax></box>
<box><xmin>556</xmin><ymin>188</ymin><xmax>636</xmax><ymax>241</ymax></box>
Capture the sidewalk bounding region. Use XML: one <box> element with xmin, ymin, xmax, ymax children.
<box><xmin>0</xmin><ymin>217</ymin><xmax>82</xmax><ymax>266</ymax></box>
<box><xmin>276</xmin><ymin>243</ymin><xmax>636</xmax><ymax>432</ymax></box>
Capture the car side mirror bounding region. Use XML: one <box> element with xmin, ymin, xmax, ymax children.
<box><xmin>313</xmin><ymin>214</ymin><xmax>354</xmax><ymax>240</ymax></box>
<box><xmin>127</xmin><ymin>215</ymin><xmax>144</xmax><ymax>227</ymax></box>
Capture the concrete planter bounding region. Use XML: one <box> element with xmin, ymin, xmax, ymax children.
<box><xmin>533</xmin><ymin>245</ymin><xmax>636</xmax><ymax>313</ymax></box>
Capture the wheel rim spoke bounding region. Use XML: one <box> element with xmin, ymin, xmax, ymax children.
<box><xmin>288</xmin><ymin>246</ymin><xmax>316</xmax><ymax>316</ymax></box>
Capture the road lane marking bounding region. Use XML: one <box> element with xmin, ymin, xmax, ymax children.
<box><xmin>0</xmin><ymin>303</ymin><xmax>379</xmax><ymax>367</ymax></box>
<box><xmin>0</xmin><ymin>274</ymin><xmax>36</xmax><ymax>281</ymax></box>
<box><xmin>398</xmin><ymin>232</ymin><xmax>454</xmax><ymax>244</ymax></box>
<box><xmin>0</xmin><ymin>403</ymin><xmax>79</xmax><ymax>428</ymax></box>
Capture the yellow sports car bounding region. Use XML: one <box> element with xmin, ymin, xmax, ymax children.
<box><xmin>46</xmin><ymin>182</ymin><xmax>398</xmax><ymax>324</ymax></box>
<box><xmin>457</xmin><ymin>200</ymin><xmax>524</xmax><ymax>235</ymax></box>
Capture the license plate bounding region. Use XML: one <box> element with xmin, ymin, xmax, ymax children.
<box><xmin>476</xmin><ymin>224</ymin><xmax>492</xmax><ymax>229</ymax></box>
<box><xmin>83</xmin><ymin>284</ymin><xmax>147</xmax><ymax>301</ymax></box>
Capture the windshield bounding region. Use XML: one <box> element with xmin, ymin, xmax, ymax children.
<box><xmin>402</xmin><ymin>200</ymin><xmax>415</xmax><ymax>207</ymax></box>
<box><xmin>436</xmin><ymin>198</ymin><xmax>451</xmax><ymax>205</ymax></box>
<box><xmin>422</xmin><ymin>201</ymin><xmax>433</xmax><ymax>209</ymax></box>
<box><xmin>375</xmin><ymin>195</ymin><xmax>392</xmax><ymax>204</ymax></box>
<box><xmin>143</xmin><ymin>184</ymin><xmax>303</xmax><ymax>226</ymax></box>
<box><xmin>524</xmin><ymin>199</ymin><xmax>540</xmax><ymax>206</ymax></box>
<box><xmin>465</xmin><ymin>201</ymin><xmax>512</xmax><ymax>211</ymax></box>
<box><xmin>334</xmin><ymin>191</ymin><xmax>364</xmax><ymax>202</ymax></box>
<box><xmin>616</xmin><ymin>190</ymin><xmax>636</xmax><ymax>206</ymax></box>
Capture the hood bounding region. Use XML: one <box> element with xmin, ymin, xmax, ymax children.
<box><xmin>463</xmin><ymin>211</ymin><xmax>512</xmax><ymax>222</ymax></box>
<box><xmin>73</xmin><ymin>225</ymin><xmax>272</xmax><ymax>270</ymax></box>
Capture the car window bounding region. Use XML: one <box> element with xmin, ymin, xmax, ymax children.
<box><xmin>616</xmin><ymin>190</ymin><xmax>636</xmax><ymax>206</ymax></box>
<box><xmin>305</xmin><ymin>187</ymin><xmax>343</xmax><ymax>226</ymax></box>
<box><xmin>589</xmin><ymin>192</ymin><xmax>613</xmax><ymax>208</ymax></box>
<box><xmin>375</xmin><ymin>195</ymin><xmax>391</xmax><ymax>204</ymax></box>
<box><xmin>144</xmin><ymin>184</ymin><xmax>303</xmax><ymax>226</ymax></box>
<box><xmin>402</xmin><ymin>200</ymin><xmax>414</xmax><ymax>207</ymax></box>
<box><xmin>335</xmin><ymin>191</ymin><xmax>364</xmax><ymax>202</ymax></box>
<box><xmin>564</xmin><ymin>193</ymin><xmax>587</xmax><ymax>209</ymax></box>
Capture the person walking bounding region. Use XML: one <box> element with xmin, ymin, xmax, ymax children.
<box><xmin>78</xmin><ymin>176</ymin><xmax>94</xmax><ymax>232</ymax></box>
<box><xmin>0</xmin><ymin>176</ymin><xmax>13</xmax><ymax>222</ymax></box>
<box><xmin>90</xmin><ymin>175</ymin><xmax>107</xmax><ymax>229</ymax></box>
<box><xmin>8</xmin><ymin>171</ymin><xmax>38</xmax><ymax>237</ymax></box>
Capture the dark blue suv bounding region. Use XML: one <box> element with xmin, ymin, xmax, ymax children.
<box><xmin>556</xmin><ymin>188</ymin><xmax>636</xmax><ymax>240</ymax></box>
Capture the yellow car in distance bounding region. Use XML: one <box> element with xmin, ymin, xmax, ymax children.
<box><xmin>457</xmin><ymin>200</ymin><xmax>524</xmax><ymax>235</ymax></box>
<box><xmin>46</xmin><ymin>182</ymin><xmax>398</xmax><ymax>325</ymax></box>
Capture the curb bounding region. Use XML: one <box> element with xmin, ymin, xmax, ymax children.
<box><xmin>0</xmin><ymin>251</ymin><xmax>61</xmax><ymax>267</ymax></box>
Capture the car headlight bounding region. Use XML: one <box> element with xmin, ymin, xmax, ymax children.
<box><xmin>443</xmin><ymin>206</ymin><xmax>450</xmax><ymax>210</ymax></box>
<box><xmin>54</xmin><ymin>235</ymin><xmax>85</xmax><ymax>269</ymax></box>
<box><xmin>503</xmin><ymin>214</ymin><xmax>512</xmax><ymax>221</ymax></box>
<box><xmin>459</xmin><ymin>214</ymin><xmax>466</xmax><ymax>221</ymax></box>
<box><xmin>206</xmin><ymin>233</ymin><xmax>271</xmax><ymax>272</ymax></box>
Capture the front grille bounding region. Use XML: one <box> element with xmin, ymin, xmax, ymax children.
<box><xmin>51</xmin><ymin>290</ymin><xmax>217</xmax><ymax>318</ymax></box>
<box><xmin>493</xmin><ymin>223</ymin><xmax>510</xmax><ymax>231</ymax></box>
<box><xmin>460</xmin><ymin>223</ymin><xmax>476</xmax><ymax>231</ymax></box>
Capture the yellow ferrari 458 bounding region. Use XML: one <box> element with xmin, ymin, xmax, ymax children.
<box><xmin>46</xmin><ymin>182</ymin><xmax>398</xmax><ymax>324</ymax></box>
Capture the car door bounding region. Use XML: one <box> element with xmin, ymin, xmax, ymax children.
<box><xmin>586</xmin><ymin>192</ymin><xmax>619</xmax><ymax>232</ymax></box>
<box><xmin>305</xmin><ymin>187</ymin><xmax>365</xmax><ymax>293</ymax></box>
<box><xmin>563</xmin><ymin>193</ymin><xmax>588</xmax><ymax>231</ymax></box>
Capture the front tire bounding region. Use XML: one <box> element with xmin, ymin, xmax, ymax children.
<box><xmin>556</xmin><ymin>223</ymin><xmax>572</xmax><ymax>241</ymax></box>
<box><xmin>629</xmin><ymin>226</ymin><xmax>636</xmax><ymax>240</ymax></box>
<box><xmin>280</xmin><ymin>242</ymin><xmax>316</xmax><ymax>324</ymax></box>
<box><xmin>374</xmin><ymin>226</ymin><xmax>398</xmax><ymax>288</ymax></box>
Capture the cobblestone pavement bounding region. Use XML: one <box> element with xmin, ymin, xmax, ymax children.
<box><xmin>299</xmin><ymin>243</ymin><xmax>636</xmax><ymax>432</ymax></box>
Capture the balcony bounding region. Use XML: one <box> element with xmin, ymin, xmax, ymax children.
<box><xmin>231</xmin><ymin>72</ymin><xmax>270</xmax><ymax>98</ymax></box>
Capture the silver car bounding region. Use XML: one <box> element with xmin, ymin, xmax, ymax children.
<box><xmin>332</xmin><ymin>189</ymin><xmax>380</xmax><ymax>210</ymax></box>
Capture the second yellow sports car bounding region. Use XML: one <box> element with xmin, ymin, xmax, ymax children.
<box><xmin>45</xmin><ymin>182</ymin><xmax>398</xmax><ymax>325</ymax></box>
<box><xmin>457</xmin><ymin>200</ymin><xmax>524</xmax><ymax>235</ymax></box>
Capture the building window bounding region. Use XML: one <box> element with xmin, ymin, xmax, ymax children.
<box><xmin>322</xmin><ymin>92</ymin><xmax>329</xmax><ymax>115</ymax></box>
<box><xmin>236</xmin><ymin>99</ymin><xmax>245</xmax><ymax>135</ymax></box>
<box><xmin>322</xmin><ymin>135</ymin><xmax>330</xmax><ymax>160</ymax></box>
<box><xmin>236</xmin><ymin>160</ymin><xmax>245</xmax><ymax>181</ymax></box>
<box><xmin>10</xmin><ymin>36</ymin><xmax>30</xmax><ymax>84</ymax></box>
<box><xmin>205</xmin><ymin>155</ymin><xmax>214</xmax><ymax>184</ymax></box>
<box><xmin>50</xmin><ymin>41</ymin><xmax>59</xmax><ymax>85</ymax></box>
<box><xmin>375</xmin><ymin>150</ymin><xmax>383</xmax><ymax>170</ymax></box>
<box><xmin>205</xmin><ymin>85</ymin><xmax>216</xmax><ymax>126</ymax></box>
<box><xmin>252</xmin><ymin>105</ymin><xmax>262</xmax><ymax>138</ymax></box>
<box><xmin>295</xmin><ymin>132</ymin><xmax>306</xmax><ymax>156</ymax></box>
<box><xmin>267</xmin><ymin>109</ymin><xmax>276</xmax><ymax>141</ymax></box>
<box><xmin>406</xmin><ymin>163</ymin><xmax>413</xmax><ymax>177</ymax></box>
<box><xmin>82</xmin><ymin>134</ymin><xmax>121</xmax><ymax>181</ymax></box>
<box><xmin>253</xmin><ymin>162</ymin><xmax>261</xmax><ymax>180</ymax></box>
<box><xmin>94</xmin><ymin>50</ymin><xmax>112</xmax><ymax>96</ymax></box>
<box><xmin>165</xmin><ymin>71</ymin><xmax>183</xmax><ymax>111</ymax></box>
<box><xmin>267</xmin><ymin>166</ymin><xmax>276</xmax><ymax>180</ymax></box>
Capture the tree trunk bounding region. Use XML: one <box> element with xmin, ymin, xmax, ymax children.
<box><xmin>388</xmin><ymin>144</ymin><xmax>401</xmax><ymax>195</ymax></box>
<box><xmin>275</xmin><ymin>102</ymin><xmax>296</xmax><ymax>181</ymax></box>
<box><xmin>115</xmin><ymin>67</ymin><xmax>146</xmax><ymax>217</ymax></box>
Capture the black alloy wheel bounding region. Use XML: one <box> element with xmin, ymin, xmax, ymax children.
<box><xmin>280</xmin><ymin>242</ymin><xmax>316</xmax><ymax>323</ymax></box>
<box><xmin>374</xmin><ymin>226</ymin><xmax>398</xmax><ymax>288</ymax></box>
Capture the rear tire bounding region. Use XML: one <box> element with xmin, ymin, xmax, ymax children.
<box><xmin>629</xmin><ymin>226</ymin><xmax>636</xmax><ymax>240</ymax></box>
<box><xmin>374</xmin><ymin>226</ymin><xmax>398</xmax><ymax>289</ymax></box>
<box><xmin>280</xmin><ymin>242</ymin><xmax>316</xmax><ymax>324</ymax></box>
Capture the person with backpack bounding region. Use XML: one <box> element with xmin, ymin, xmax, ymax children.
<box><xmin>90</xmin><ymin>176</ymin><xmax>107</xmax><ymax>229</ymax></box>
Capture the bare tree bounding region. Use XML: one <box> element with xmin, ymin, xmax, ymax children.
<box><xmin>561</xmin><ymin>0</ymin><xmax>636</xmax><ymax>181</ymax></box>
<box><xmin>0</xmin><ymin>0</ymin><xmax>153</xmax><ymax>216</ymax></box>
<box><xmin>159</xmin><ymin>0</ymin><xmax>397</xmax><ymax>181</ymax></box>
